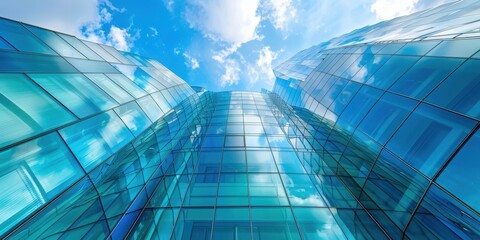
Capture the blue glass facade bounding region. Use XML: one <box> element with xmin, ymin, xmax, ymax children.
<box><xmin>1</xmin><ymin>1</ymin><xmax>480</xmax><ymax>239</ymax></box>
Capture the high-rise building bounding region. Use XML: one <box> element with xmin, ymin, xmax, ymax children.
<box><xmin>0</xmin><ymin>0</ymin><xmax>479</xmax><ymax>239</ymax></box>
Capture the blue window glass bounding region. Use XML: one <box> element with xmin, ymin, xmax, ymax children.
<box><xmin>183</xmin><ymin>174</ymin><xmax>218</xmax><ymax>206</ymax></box>
<box><xmin>82</xmin><ymin>41</ymin><xmax>120</xmax><ymax>63</ymax></box>
<box><xmin>426</xmin><ymin>38</ymin><xmax>480</xmax><ymax>58</ymax></box>
<box><xmin>437</xmin><ymin>129</ymin><xmax>480</xmax><ymax>212</ymax></box>
<box><xmin>361</xmin><ymin>150</ymin><xmax>429</xmax><ymax>229</ymax></box>
<box><xmin>105</xmin><ymin>74</ymin><xmax>147</xmax><ymax>98</ymax></box>
<box><xmin>202</xmin><ymin>136</ymin><xmax>225</xmax><ymax>148</ymax></box>
<box><xmin>217</xmin><ymin>173</ymin><xmax>248</xmax><ymax>206</ymax></box>
<box><xmin>0</xmin><ymin>133</ymin><xmax>84</xmax><ymax>236</ymax></box>
<box><xmin>0</xmin><ymin>51</ymin><xmax>77</xmax><ymax>73</ymax></box>
<box><xmin>358</xmin><ymin>92</ymin><xmax>418</xmax><ymax>144</ymax></box>
<box><xmin>249</xmin><ymin>173</ymin><xmax>288</xmax><ymax>206</ymax></box>
<box><xmin>100</xmin><ymin>44</ymin><xmax>133</xmax><ymax>64</ymax></box>
<box><xmin>225</xmin><ymin>135</ymin><xmax>244</xmax><ymax>147</ymax></box>
<box><xmin>351</xmin><ymin>54</ymin><xmax>391</xmax><ymax>83</ymax></box>
<box><xmin>366</xmin><ymin>55</ymin><xmax>419</xmax><ymax>89</ymax></box>
<box><xmin>247</xmin><ymin>151</ymin><xmax>277</xmax><ymax>172</ymax></box>
<box><xmin>281</xmin><ymin>174</ymin><xmax>325</xmax><ymax>206</ymax></box>
<box><xmin>387</xmin><ymin>103</ymin><xmax>476</xmax><ymax>177</ymax></box>
<box><xmin>340</xmin><ymin>85</ymin><xmax>383</xmax><ymax>127</ymax></box>
<box><xmin>273</xmin><ymin>151</ymin><xmax>306</xmax><ymax>173</ymax></box>
<box><xmin>0</xmin><ymin>36</ymin><xmax>15</xmax><ymax>50</ymax></box>
<box><xmin>213</xmin><ymin>208</ymin><xmax>251</xmax><ymax>239</ymax></box>
<box><xmin>25</xmin><ymin>25</ymin><xmax>85</xmax><ymax>58</ymax></box>
<box><xmin>66</xmin><ymin>58</ymin><xmax>118</xmax><ymax>73</ymax></box>
<box><xmin>114</xmin><ymin>101</ymin><xmax>152</xmax><ymax>136</ymax></box>
<box><xmin>29</xmin><ymin>73</ymin><xmax>118</xmax><ymax>118</ymax></box>
<box><xmin>57</xmin><ymin>33</ymin><xmax>104</xmax><ymax>61</ymax></box>
<box><xmin>0</xmin><ymin>73</ymin><xmax>76</xmax><ymax>148</ymax></box>
<box><xmin>0</xmin><ymin>19</ymin><xmax>55</xmax><ymax>55</ymax></box>
<box><xmin>85</xmin><ymin>74</ymin><xmax>134</xmax><ymax>104</ymax></box>
<box><xmin>405</xmin><ymin>185</ymin><xmax>480</xmax><ymax>239</ymax></box>
<box><xmin>377</xmin><ymin>43</ymin><xmax>405</xmax><ymax>54</ymax></box>
<box><xmin>396</xmin><ymin>40</ymin><xmax>440</xmax><ymax>56</ymax></box>
<box><xmin>112</xmin><ymin>64</ymin><xmax>162</xmax><ymax>93</ymax></box>
<box><xmin>136</xmin><ymin>95</ymin><xmax>163</xmax><ymax>122</ymax></box>
<box><xmin>173</xmin><ymin>208</ymin><xmax>213</xmax><ymax>240</ymax></box>
<box><xmin>251</xmin><ymin>208</ymin><xmax>301</xmax><ymax>240</ymax></box>
<box><xmin>389</xmin><ymin>57</ymin><xmax>463</xmax><ymax>99</ymax></box>
<box><xmin>59</xmin><ymin>110</ymin><xmax>134</xmax><ymax>171</ymax></box>
<box><xmin>328</xmin><ymin>81</ymin><xmax>362</xmax><ymax>115</ymax></box>
<box><xmin>294</xmin><ymin>208</ymin><xmax>346</xmax><ymax>239</ymax></box>
<box><xmin>426</xmin><ymin>59</ymin><xmax>480</xmax><ymax>119</ymax></box>
<box><xmin>221</xmin><ymin>151</ymin><xmax>246</xmax><ymax>172</ymax></box>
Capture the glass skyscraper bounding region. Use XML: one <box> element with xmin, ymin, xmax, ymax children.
<box><xmin>1</xmin><ymin>0</ymin><xmax>480</xmax><ymax>239</ymax></box>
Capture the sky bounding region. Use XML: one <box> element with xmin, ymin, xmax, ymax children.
<box><xmin>0</xmin><ymin>0</ymin><xmax>454</xmax><ymax>91</ymax></box>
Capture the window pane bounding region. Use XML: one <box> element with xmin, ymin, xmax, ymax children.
<box><xmin>66</xmin><ymin>58</ymin><xmax>118</xmax><ymax>73</ymax></box>
<box><xmin>0</xmin><ymin>133</ymin><xmax>84</xmax><ymax>236</ymax></box>
<box><xmin>273</xmin><ymin>151</ymin><xmax>306</xmax><ymax>173</ymax></box>
<box><xmin>366</xmin><ymin>55</ymin><xmax>419</xmax><ymax>89</ymax></box>
<box><xmin>217</xmin><ymin>173</ymin><xmax>248</xmax><ymax>206</ymax></box>
<box><xmin>249</xmin><ymin>173</ymin><xmax>288</xmax><ymax>206</ymax></box>
<box><xmin>82</xmin><ymin>40</ymin><xmax>120</xmax><ymax>63</ymax></box>
<box><xmin>0</xmin><ymin>36</ymin><xmax>15</xmax><ymax>50</ymax></box>
<box><xmin>406</xmin><ymin>185</ymin><xmax>480</xmax><ymax>239</ymax></box>
<box><xmin>426</xmin><ymin>39</ymin><xmax>480</xmax><ymax>58</ymax></box>
<box><xmin>389</xmin><ymin>57</ymin><xmax>463</xmax><ymax>99</ymax></box>
<box><xmin>0</xmin><ymin>51</ymin><xmax>77</xmax><ymax>73</ymax></box>
<box><xmin>281</xmin><ymin>174</ymin><xmax>324</xmax><ymax>206</ymax></box>
<box><xmin>437</xmin><ymin>129</ymin><xmax>480</xmax><ymax>212</ymax></box>
<box><xmin>426</xmin><ymin>59</ymin><xmax>480</xmax><ymax>119</ymax></box>
<box><xmin>247</xmin><ymin>151</ymin><xmax>277</xmax><ymax>173</ymax></box>
<box><xmin>396</xmin><ymin>40</ymin><xmax>440</xmax><ymax>56</ymax></box>
<box><xmin>387</xmin><ymin>103</ymin><xmax>476</xmax><ymax>177</ymax></box>
<box><xmin>173</xmin><ymin>208</ymin><xmax>213</xmax><ymax>240</ymax></box>
<box><xmin>340</xmin><ymin>86</ymin><xmax>383</xmax><ymax>127</ymax></box>
<box><xmin>221</xmin><ymin>151</ymin><xmax>246</xmax><ymax>172</ymax></box>
<box><xmin>57</xmin><ymin>33</ymin><xmax>104</xmax><ymax>60</ymax></box>
<box><xmin>85</xmin><ymin>74</ymin><xmax>134</xmax><ymax>104</ymax></box>
<box><xmin>183</xmin><ymin>174</ymin><xmax>218</xmax><ymax>206</ymax></box>
<box><xmin>294</xmin><ymin>208</ymin><xmax>346</xmax><ymax>239</ymax></box>
<box><xmin>100</xmin><ymin>44</ymin><xmax>133</xmax><ymax>64</ymax></box>
<box><xmin>0</xmin><ymin>73</ymin><xmax>76</xmax><ymax>148</ymax></box>
<box><xmin>351</xmin><ymin>54</ymin><xmax>391</xmax><ymax>83</ymax></box>
<box><xmin>358</xmin><ymin>92</ymin><xmax>418</xmax><ymax>144</ymax></box>
<box><xmin>59</xmin><ymin>110</ymin><xmax>134</xmax><ymax>171</ymax></box>
<box><xmin>105</xmin><ymin>73</ymin><xmax>147</xmax><ymax>98</ymax></box>
<box><xmin>251</xmin><ymin>208</ymin><xmax>301</xmax><ymax>240</ymax></box>
<box><xmin>25</xmin><ymin>26</ymin><xmax>85</xmax><ymax>58</ymax></box>
<box><xmin>114</xmin><ymin>101</ymin><xmax>152</xmax><ymax>136</ymax></box>
<box><xmin>112</xmin><ymin>64</ymin><xmax>162</xmax><ymax>93</ymax></box>
<box><xmin>29</xmin><ymin>73</ymin><xmax>118</xmax><ymax>118</ymax></box>
<box><xmin>213</xmin><ymin>208</ymin><xmax>251</xmax><ymax>240</ymax></box>
<box><xmin>0</xmin><ymin>19</ymin><xmax>55</xmax><ymax>54</ymax></box>
<box><xmin>136</xmin><ymin>95</ymin><xmax>163</xmax><ymax>122</ymax></box>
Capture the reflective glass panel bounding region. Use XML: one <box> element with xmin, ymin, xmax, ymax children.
<box><xmin>0</xmin><ymin>19</ymin><xmax>55</xmax><ymax>54</ymax></box>
<box><xmin>294</xmin><ymin>208</ymin><xmax>346</xmax><ymax>239</ymax></box>
<box><xmin>85</xmin><ymin>73</ymin><xmax>133</xmax><ymax>104</ymax></box>
<box><xmin>251</xmin><ymin>208</ymin><xmax>301</xmax><ymax>240</ymax></box>
<box><xmin>0</xmin><ymin>51</ymin><xmax>76</xmax><ymax>73</ymax></box>
<box><xmin>389</xmin><ymin>57</ymin><xmax>463</xmax><ymax>99</ymax></box>
<box><xmin>366</xmin><ymin>55</ymin><xmax>419</xmax><ymax>89</ymax></box>
<box><xmin>57</xmin><ymin>33</ymin><xmax>104</xmax><ymax>60</ymax></box>
<box><xmin>426</xmin><ymin>38</ymin><xmax>480</xmax><ymax>58</ymax></box>
<box><xmin>105</xmin><ymin>74</ymin><xmax>147</xmax><ymax>98</ymax></box>
<box><xmin>66</xmin><ymin>58</ymin><xmax>118</xmax><ymax>73</ymax></box>
<box><xmin>25</xmin><ymin>25</ymin><xmax>85</xmax><ymax>58</ymax></box>
<box><xmin>29</xmin><ymin>73</ymin><xmax>118</xmax><ymax>118</ymax></box>
<box><xmin>59</xmin><ymin>110</ymin><xmax>134</xmax><ymax>171</ymax></box>
<box><xmin>437</xmin><ymin>129</ymin><xmax>480</xmax><ymax>212</ymax></box>
<box><xmin>426</xmin><ymin>59</ymin><xmax>480</xmax><ymax>119</ymax></box>
<box><xmin>358</xmin><ymin>92</ymin><xmax>418</xmax><ymax>144</ymax></box>
<box><xmin>114</xmin><ymin>101</ymin><xmax>152</xmax><ymax>136</ymax></box>
<box><xmin>340</xmin><ymin>86</ymin><xmax>383</xmax><ymax>127</ymax></box>
<box><xmin>0</xmin><ymin>73</ymin><xmax>76</xmax><ymax>148</ymax></box>
<box><xmin>387</xmin><ymin>103</ymin><xmax>476</xmax><ymax>177</ymax></box>
<box><xmin>0</xmin><ymin>133</ymin><xmax>84</xmax><ymax>236</ymax></box>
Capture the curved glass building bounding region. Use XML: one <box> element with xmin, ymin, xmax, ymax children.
<box><xmin>1</xmin><ymin>0</ymin><xmax>480</xmax><ymax>239</ymax></box>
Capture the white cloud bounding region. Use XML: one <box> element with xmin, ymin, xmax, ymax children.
<box><xmin>165</xmin><ymin>0</ymin><xmax>175</xmax><ymax>12</ymax></box>
<box><xmin>263</xmin><ymin>0</ymin><xmax>297</xmax><ymax>31</ymax></box>
<box><xmin>147</xmin><ymin>27</ymin><xmax>159</xmax><ymax>37</ymax></box>
<box><xmin>371</xmin><ymin>0</ymin><xmax>419</xmax><ymax>20</ymax></box>
<box><xmin>0</xmin><ymin>0</ymin><xmax>99</xmax><ymax>36</ymax></box>
<box><xmin>186</xmin><ymin>0</ymin><xmax>261</xmax><ymax>61</ymax></box>
<box><xmin>107</xmin><ymin>26</ymin><xmax>136</xmax><ymax>51</ymax></box>
<box><xmin>256</xmin><ymin>46</ymin><xmax>278</xmax><ymax>84</ymax></box>
<box><xmin>220</xmin><ymin>59</ymin><xmax>241</xmax><ymax>87</ymax></box>
<box><xmin>174</xmin><ymin>48</ymin><xmax>181</xmax><ymax>55</ymax></box>
<box><xmin>182</xmin><ymin>52</ymin><xmax>200</xmax><ymax>70</ymax></box>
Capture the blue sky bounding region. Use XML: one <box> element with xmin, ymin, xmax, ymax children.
<box><xmin>0</xmin><ymin>0</ymin><xmax>453</xmax><ymax>91</ymax></box>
